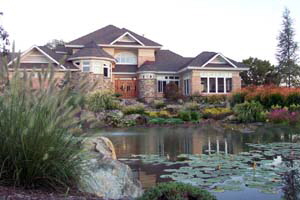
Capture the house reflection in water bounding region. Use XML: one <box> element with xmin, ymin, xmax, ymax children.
<box><xmin>102</xmin><ymin>125</ymin><xmax>297</xmax><ymax>188</ymax></box>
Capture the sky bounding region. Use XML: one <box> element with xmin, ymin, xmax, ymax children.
<box><xmin>1</xmin><ymin>0</ymin><xmax>300</xmax><ymax>64</ymax></box>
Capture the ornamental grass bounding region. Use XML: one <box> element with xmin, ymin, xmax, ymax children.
<box><xmin>0</xmin><ymin>57</ymin><xmax>91</xmax><ymax>190</ymax></box>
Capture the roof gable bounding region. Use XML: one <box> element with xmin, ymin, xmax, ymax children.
<box><xmin>111</xmin><ymin>32</ymin><xmax>144</xmax><ymax>46</ymax></box>
<box><xmin>67</xmin><ymin>25</ymin><xmax>162</xmax><ymax>47</ymax></box>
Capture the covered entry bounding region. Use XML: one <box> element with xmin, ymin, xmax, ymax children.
<box><xmin>115</xmin><ymin>79</ymin><xmax>137</xmax><ymax>98</ymax></box>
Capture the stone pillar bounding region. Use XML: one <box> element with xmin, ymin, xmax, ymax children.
<box><xmin>138</xmin><ymin>73</ymin><xmax>156</xmax><ymax>103</ymax></box>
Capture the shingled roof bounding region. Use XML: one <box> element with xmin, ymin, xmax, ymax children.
<box><xmin>139</xmin><ymin>50</ymin><xmax>192</xmax><ymax>72</ymax></box>
<box><xmin>67</xmin><ymin>42</ymin><xmax>115</xmax><ymax>61</ymax></box>
<box><xmin>68</xmin><ymin>25</ymin><xmax>162</xmax><ymax>47</ymax></box>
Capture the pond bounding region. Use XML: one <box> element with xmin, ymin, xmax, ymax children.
<box><xmin>93</xmin><ymin>123</ymin><xmax>300</xmax><ymax>200</ymax></box>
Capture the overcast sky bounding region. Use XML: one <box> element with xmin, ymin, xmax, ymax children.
<box><xmin>1</xmin><ymin>0</ymin><xmax>300</xmax><ymax>64</ymax></box>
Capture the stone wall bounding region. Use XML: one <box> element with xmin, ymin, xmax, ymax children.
<box><xmin>138</xmin><ymin>79</ymin><xmax>156</xmax><ymax>102</ymax></box>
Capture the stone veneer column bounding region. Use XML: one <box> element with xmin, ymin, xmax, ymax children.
<box><xmin>232</xmin><ymin>72</ymin><xmax>241</xmax><ymax>91</ymax></box>
<box><xmin>138</xmin><ymin>74</ymin><xmax>156</xmax><ymax>103</ymax></box>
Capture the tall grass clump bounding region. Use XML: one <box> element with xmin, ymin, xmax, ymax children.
<box><xmin>86</xmin><ymin>90</ymin><xmax>120</xmax><ymax>112</ymax></box>
<box><xmin>0</xmin><ymin>58</ymin><xmax>90</xmax><ymax>190</ymax></box>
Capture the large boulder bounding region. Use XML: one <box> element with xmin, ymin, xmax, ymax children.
<box><xmin>80</xmin><ymin>137</ymin><xmax>143</xmax><ymax>199</ymax></box>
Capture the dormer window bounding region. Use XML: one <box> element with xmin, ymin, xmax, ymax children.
<box><xmin>82</xmin><ymin>61</ymin><xmax>90</xmax><ymax>72</ymax></box>
<box><xmin>115</xmin><ymin>51</ymin><xmax>137</xmax><ymax>64</ymax></box>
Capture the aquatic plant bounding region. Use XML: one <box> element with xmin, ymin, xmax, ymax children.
<box><xmin>138</xmin><ymin>182</ymin><xmax>216</xmax><ymax>200</ymax></box>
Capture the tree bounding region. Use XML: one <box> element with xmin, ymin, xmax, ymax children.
<box><xmin>0</xmin><ymin>12</ymin><xmax>9</xmax><ymax>55</ymax></box>
<box><xmin>276</xmin><ymin>8</ymin><xmax>299</xmax><ymax>87</ymax></box>
<box><xmin>45</xmin><ymin>39</ymin><xmax>65</xmax><ymax>49</ymax></box>
<box><xmin>240</xmin><ymin>57</ymin><xmax>279</xmax><ymax>86</ymax></box>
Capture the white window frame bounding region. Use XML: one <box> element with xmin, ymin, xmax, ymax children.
<box><xmin>82</xmin><ymin>61</ymin><xmax>91</xmax><ymax>73</ymax></box>
<box><xmin>103</xmin><ymin>64</ymin><xmax>110</xmax><ymax>78</ymax></box>
<box><xmin>157</xmin><ymin>75</ymin><xmax>180</xmax><ymax>93</ymax></box>
<box><xmin>184</xmin><ymin>79</ymin><xmax>190</xmax><ymax>96</ymax></box>
<box><xmin>201</xmin><ymin>76</ymin><xmax>233</xmax><ymax>94</ymax></box>
<box><xmin>115</xmin><ymin>51</ymin><xmax>137</xmax><ymax>65</ymax></box>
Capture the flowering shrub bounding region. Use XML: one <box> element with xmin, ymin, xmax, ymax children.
<box><xmin>202</xmin><ymin>107</ymin><xmax>233</xmax><ymax>120</ymax></box>
<box><xmin>267</xmin><ymin>109</ymin><xmax>300</xmax><ymax>125</ymax></box>
<box><xmin>231</xmin><ymin>85</ymin><xmax>300</xmax><ymax>108</ymax></box>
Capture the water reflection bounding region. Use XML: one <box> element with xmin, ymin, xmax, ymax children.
<box><xmin>98</xmin><ymin>124</ymin><xmax>300</xmax><ymax>159</ymax></box>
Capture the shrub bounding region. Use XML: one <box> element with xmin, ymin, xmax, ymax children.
<box><xmin>189</xmin><ymin>92</ymin><xmax>203</xmax><ymax>103</ymax></box>
<box><xmin>0</xmin><ymin>67</ymin><xmax>87</xmax><ymax>189</ymax></box>
<box><xmin>165</xmin><ymin>118</ymin><xmax>184</xmax><ymax>124</ymax></box>
<box><xmin>190</xmin><ymin>111</ymin><xmax>200</xmax><ymax>121</ymax></box>
<box><xmin>145</xmin><ymin>111</ymin><xmax>159</xmax><ymax>118</ymax></box>
<box><xmin>289</xmin><ymin>104</ymin><xmax>300</xmax><ymax>112</ymax></box>
<box><xmin>165</xmin><ymin>104</ymin><xmax>183</xmax><ymax>115</ymax></box>
<box><xmin>204</xmin><ymin>95</ymin><xmax>227</xmax><ymax>104</ymax></box>
<box><xmin>122</xmin><ymin>104</ymin><xmax>145</xmax><ymax>115</ymax></box>
<box><xmin>113</xmin><ymin>93</ymin><xmax>122</xmax><ymax>98</ymax></box>
<box><xmin>153</xmin><ymin>100</ymin><xmax>166</xmax><ymax>109</ymax></box>
<box><xmin>158</xmin><ymin>110</ymin><xmax>172</xmax><ymax>118</ymax></box>
<box><xmin>267</xmin><ymin>109</ymin><xmax>300</xmax><ymax>125</ymax></box>
<box><xmin>230</xmin><ymin>92</ymin><xmax>247</xmax><ymax>107</ymax></box>
<box><xmin>183</xmin><ymin>101</ymin><xmax>199</xmax><ymax>111</ymax></box>
<box><xmin>148</xmin><ymin>118</ymin><xmax>166</xmax><ymax>125</ymax></box>
<box><xmin>202</xmin><ymin>107</ymin><xmax>233</xmax><ymax>120</ymax></box>
<box><xmin>164</xmin><ymin>82</ymin><xmax>182</xmax><ymax>101</ymax></box>
<box><xmin>86</xmin><ymin>91</ymin><xmax>120</xmax><ymax>112</ymax></box>
<box><xmin>233</xmin><ymin>101</ymin><xmax>265</xmax><ymax>122</ymax></box>
<box><xmin>260</xmin><ymin>93</ymin><xmax>284</xmax><ymax>109</ymax></box>
<box><xmin>138</xmin><ymin>182</ymin><xmax>216</xmax><ymax>200</ymax></box>
<box><xmin>179</xmin><ymin>110</ymin><xmax>192</xmax><ymax>121</ymax></box>
<box><xmin>286</xmin><ymin>92</ymin><xmax>300</xmax><ymax>106</ymax></box>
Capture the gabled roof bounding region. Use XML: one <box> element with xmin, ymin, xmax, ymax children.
<box><xmin>68</xmin><ymin>25</ymin><xmax>162</xmax><ymax>47</ymax></box>
<box><xmin>139</xmin><ymin>50</ymin><xmax>192</xmax><ymax>72</ymax></box>
<box><xmin>67</xmin><ymin>42</ymin><xmax>115</xmax><ymax>61</ymax></box>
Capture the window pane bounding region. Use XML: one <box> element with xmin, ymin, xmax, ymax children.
<box><xmin>104</xmin><ymin>68</ymin><xmax>108</xmax><ymax>77</ymax></box>
<box><xmin>201</xmin><ymin>78</ymin><xmax>207</xmax><ymax>93</ymax></box>
<box><xmin>83</xmin><ymin>66</ymin><xmax>90</xmax><ymax>72</ymax></box>
<box><xmin>163</xmin><ymin>81</ymin><xmax>167</xmax><ymax>93</ymax></box>
<box><xmin>158</xmin><ymin>81</ymin><xmax>162</xmax><ymax>93</ymax></box>
<box><xmin>218</xmin><ymin>78</ymin><xmax>224</xmax><ymax>93</ymax></box>
<box><xmin>226</xmin><ymin>78</ymin><xmax>232</xmax><ymax>92</ymax></box>
<box><xmin>209</xmin><ymin>78</ymin><xmax>216</xmax><ymax>93</ymax></box>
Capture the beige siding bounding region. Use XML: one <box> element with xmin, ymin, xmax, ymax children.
<box><xmin>21</xmin><ymin>49</ymin><xmax>52</xmax><ymax>63</ymax></box>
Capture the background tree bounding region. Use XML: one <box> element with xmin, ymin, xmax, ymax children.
<box><xmin>240</xmin><ymin>57</ymin><xmax>279</xmax><ymax>86</ymax></box>
<box><xmin>276</xmin><ymin>7</ymin><xmax>299</xmax><ymax>87</ymax></box>
<box><xmin>45</xmin><ymin>39</ymin><xmax>65</xmax><ymax>49</ymax></box>
<box><xmin>0</xmin><ymin>12</ymin><xmax>10</xmax><ymax>55</ymax></box>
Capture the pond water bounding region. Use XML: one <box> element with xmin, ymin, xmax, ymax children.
<box><xmin>94</xmin><ymin>123</ymin><xmax>300</xmax><ymax>200</ymax></box>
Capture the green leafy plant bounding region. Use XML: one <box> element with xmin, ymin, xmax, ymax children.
<box><xmin>179</xmin><ymin>110</ymin><xmax>192</xmax><ymax>121</ymax></box>
<box><xmin>0</xmin><ymin>63</ymin><xmax>89</xmax><ymax>190</ymax></box>
<box><xmin>190</xmin><ymin>111</ymin><xmax>200</xmax><ymax>121</ymax></box>
<box><xmin>122</xmin><ymin>104</ymin><xmax>145</xmax><ymax>115</ymax></box>
<box><xmin>286</xmin><ymin>92</ymin><xmax>300</xmax><ymax>107</ymax></box>
<box><xmin>234</xmin><ymin>101</ymin><xmax>265</xmax><ymax>122</ymax></box>
<box><xmin>204</xmin><ymin>95</ymin><xmax>227</xmax><ymax>104</ymax></box>
<box><xmin>138</xmin><ymin>182</ymin><xmax>216</xmax><ymax>200</ymax></box>
<box><xmin>86</xmin><ymin>90</ymin><xmax>120</xmax><ymax>112</ymax></box>
<box><xmin>230</xmin><ymin>92</ymin><xmax>247</xmax><ymax>107</ymax></box>
<box><xmin>289</xmin><ymin>104</ymin><xmax>300</xmax><ymax>112</ymax></box>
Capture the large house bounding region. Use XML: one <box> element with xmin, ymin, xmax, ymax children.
<box><xmin>4</xmin><ymin>25</ymin><xmax>248</xmax><ymax>101</ymax></box>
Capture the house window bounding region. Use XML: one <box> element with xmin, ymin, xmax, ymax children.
<box><xmin>157</xmin><ymin>76</ymin><xmax>180</xmax><ymax>93</ymax></box>
<box><xmin>82</xmin><ymin>61</ymin><xmax>90</xmax><ymax>72</ymax></box>
<box><xmin>226</xmin><ymin>78</ymin><xmax>232</xmax><ymax>93</ymax></box>
<box><xmin>209</xmin><ymin>78</ymin><xmax>216</xmax><ymax>93</ymax></box>
<box><xmin>103</xmin><ymin>64</ymin><xmax>109</xmax><ymax>78</ymax></box>
<box><xmin>158</xmin><ymin>80</ymin><xmax>167</xmax><ymax>93</ymax></box>
<box><xmin>218</xmin><ymin>78</ymin><xmax>224</xmax><ymax>93</ymax></box>
<box><xmin>201</xmin><ymin>78</ymin><xmax>208</xmax><ymax>93</ymax></box>
<box><xmin>184</xmin><ymin>79</ymin><xmax>190</xmax><ymax>95</ymax></box>
<box><xmin>115</xmin><ymin>51</ymin><xmax>137</xmax><ymax>64</ymax></box>
<box><xmin>93</xmin><ymin>61</ymin><xmax>101</xmax><ymax>74</ymax></box>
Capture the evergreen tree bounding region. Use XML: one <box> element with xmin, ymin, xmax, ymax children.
<box><xmin>276</xmin><ymin>8</ymin><xmax>299</xmax><ymax>87</ymax></box>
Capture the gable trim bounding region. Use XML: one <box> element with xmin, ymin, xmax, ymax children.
<box><xmin>201</xmin><ymin>53</ymin><xmax>238</xmax><ymax>68</ymax></box>
<box><xmin>110</xmin><ymin>32</ymin><xmax>145</xmax><ymax>46</ymax></box>
<box><xmin>8</xmin><ymin>45</ymin><xmax>66</xmax><ymax>70</ymax></box>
